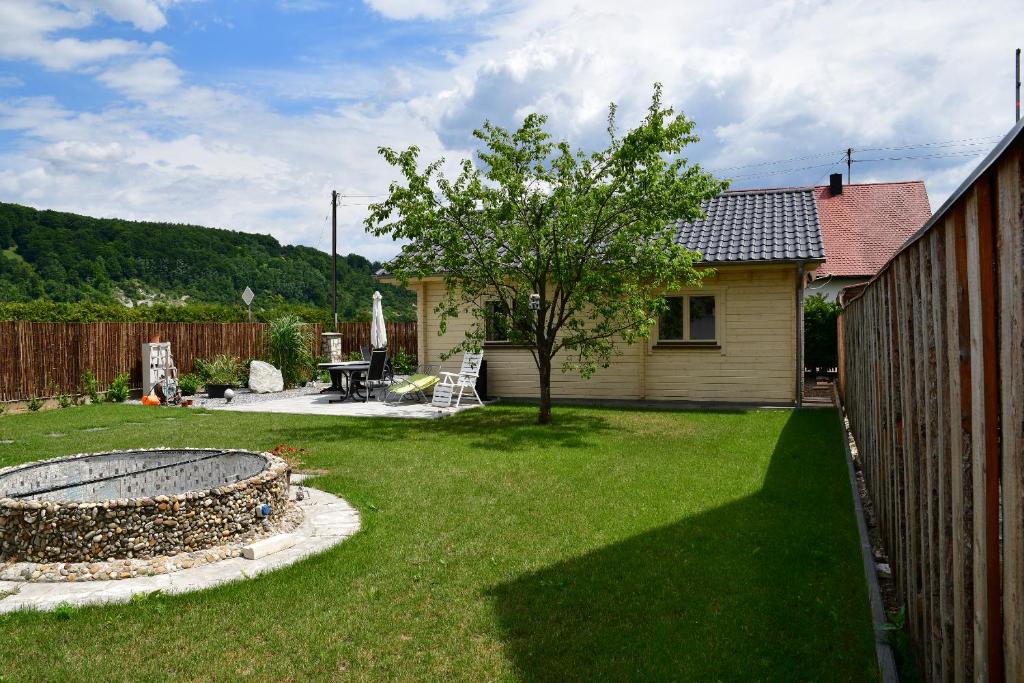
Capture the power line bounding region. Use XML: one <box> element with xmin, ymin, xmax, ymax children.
<box><xmin>711</xmin><ymin>133</ymin><xmax>1002</xmax><ymax>177</ymax></box>
<box><xmin>857</xmin><ymin>137</ymin><xmax>1001</xmax><ymax>153</ymax></box>
<box><xmin>853</xmin><ymin>150</ymin><xmax>988</xmax><ymax>163</ymax></box>
<box><xmin>727</xmin><ymin>159</ymin><xmax>847</xmax><ymax>180</ymax></box>
<box><xmin>708</xmin><ymin>150</ymin><xmax>845</xmax><ymax>173</ymax></box>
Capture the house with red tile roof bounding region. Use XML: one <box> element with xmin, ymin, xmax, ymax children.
<box><xmin>805</xmin><ymin>175</ymin><xmax>932</xmax><ymax>301</ymax></box>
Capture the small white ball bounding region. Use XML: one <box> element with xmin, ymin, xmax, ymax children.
<box><xmin>223</xmin><ymin>388</ymin><xmax>235</xmax><ymax>402</ymax></box>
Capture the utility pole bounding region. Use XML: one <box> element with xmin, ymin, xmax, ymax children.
<box><xmin>1016</xmin><ymin>48</ymin><xmax>1021</xmax><ymax>122</ymax></box>
<box><xmin>846</xmin><ymin>148</ymin><xmax>853</xmax><ymax>184</ymax></box>
<box><xmin>331</xmin><ymin>190</ymin><xmax>338</xmax><ymax>331</ymax></box>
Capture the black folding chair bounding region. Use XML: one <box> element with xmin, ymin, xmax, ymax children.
<box><xmin>352</xmin><ymin>349</ymin><xmax>388</xmax><ymax>402</ymax></box>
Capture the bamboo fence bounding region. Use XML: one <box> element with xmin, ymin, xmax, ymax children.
<box><xmin>0</xmin><ymin>321</ymin><xmax>417</xmax><ymax>401</ymax></box>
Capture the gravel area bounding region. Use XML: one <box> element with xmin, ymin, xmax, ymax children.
<box><xmin>130</xmin><ymin>382</ymin><xmax>330</xmax><ymax>409</ymax></box>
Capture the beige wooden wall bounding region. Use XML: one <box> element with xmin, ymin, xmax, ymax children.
<box><xmin>414</xmin><ymin>264</ymin><xmax>798</xmax><ymax>404</ymax></box>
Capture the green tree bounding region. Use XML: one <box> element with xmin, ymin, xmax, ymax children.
<box><xmin>804</xmin><ymin>293</ymin><xmax>842</xmax><ymax>373</ymax></box>
<box><xmin>367</xmin><ymin>84</ymin><xmax>726</xmax><ymax>424</ymax></box>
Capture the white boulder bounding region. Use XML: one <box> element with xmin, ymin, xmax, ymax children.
<box><xmin>248</xmin><ymin>360</ymin><xmax>284</xmax><ymax>393</ymax></box>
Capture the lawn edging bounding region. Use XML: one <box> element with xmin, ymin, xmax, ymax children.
<box><xmin>833</xmin><ymin>385</ymin><xmax>899</xmax><ymax>683</ymax></box>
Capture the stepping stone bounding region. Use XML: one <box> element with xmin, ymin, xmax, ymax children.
<box><xmin>0</xmin><ymin>440</ymin><xmax>14</xmax><ymax>445</ymax></box>
<box><xmin>83</xmin><ymin>427</ymin><xmax>106</xmax><ymax>432</ymax></box>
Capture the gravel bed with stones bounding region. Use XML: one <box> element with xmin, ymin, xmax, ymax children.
<box><xmin>0</xmin><ymin>500</ymin><xmax>303</xmax><ymax>583</ymax></box>
<box><xmin>129</xmin><ymin>382</ymin><xmax>327</xmax><ymax>410</ymax></box>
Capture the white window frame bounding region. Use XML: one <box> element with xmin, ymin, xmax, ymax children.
<box><xmin>656</xmin><ymin>293</ymin><xmax>721</xmax><ymax>345</ymax></box>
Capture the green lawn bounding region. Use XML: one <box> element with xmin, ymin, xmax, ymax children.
<box><xmin>0</xmin><ymin>403</ymin><xmax>876</xmax><ymax>681</ymax></box>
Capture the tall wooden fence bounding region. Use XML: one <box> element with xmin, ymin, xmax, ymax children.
<box><xmin>0</xmin><ymin>321</ymin><xmax>417</xmax><ymax>401</ymax></box>
<box><xmin>329</xmin><ymin>322</ymin><xmax>417</xmax><ymax>359</ymax></box>
<box><xmin>838</xmin><ymin>123</ymin><xmax>1023</xmax><ymax>681</ymax></box>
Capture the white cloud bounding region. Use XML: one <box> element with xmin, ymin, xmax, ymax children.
<box><xmin>1</xmin><ymin>0</ymin><xmax>1022</xmax><ymax>262</ymax></box>
<box><xmin>76</xmin><ymin>0</ymin><xmax>170</xmax><ymax>32</ymax></box>
<box><xmin>419</xmin><ymin>0</ymin><xmax>1021</xmax><ymax>205</ymax></box>
<box><xmin>0</xmin><ymin>0</ymin><xmax>167</xmax><ymax>71</ymax></box>
<box><xmin>98</xmin><ymin>57</ymin><xmax>182</xmax><ymax>98</ymax></box>
<box><xmin>364</xmin><ymin>0</ymin><xmax>491</xmax><ymax>21</ymax></box>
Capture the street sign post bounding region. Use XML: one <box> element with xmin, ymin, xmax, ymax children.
<box><xmin>242</xmin><ymin>286</ymin><xmax>254</xmax><ymax>322</ymax></box>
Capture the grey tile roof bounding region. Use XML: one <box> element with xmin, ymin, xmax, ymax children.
<box><xmin>672</xmin><ymin>187</ymin><xmax>825</xmax><ymax>263</ymax></box>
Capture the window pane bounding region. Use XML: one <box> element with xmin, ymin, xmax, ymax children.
<box><xmin>659</xmin><ymin>297</ymin><xmax>685</xmax><ymax>340</ymax></box>
<box><xmin>689</xmin><ymin>296</ymin><xmax>716</xmax><ymax>340</ymax></box>
<box><xmin>486</xmin><ymin>301</ymin><xmax>509</xmax><ymax>342</ymax></box>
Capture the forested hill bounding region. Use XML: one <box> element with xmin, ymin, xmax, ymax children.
<box><xmin>0</xmin><ymin>202</ymin><xmax>414</xmax><ymax>321</ymax></box>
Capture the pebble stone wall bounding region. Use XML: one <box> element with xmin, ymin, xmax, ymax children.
<box><xmin>0</xmin><ymin>449</ymin><xmax>290</xmax><ymax>563</ymax></box>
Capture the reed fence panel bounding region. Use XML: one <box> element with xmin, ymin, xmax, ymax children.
<box><xmin>0</xmin><ymin>321</ymin><xmax>323</xmax><ymax>400</ymax></box>
<box><xmin>325</xmin><ymin>322</ymin><xmax>417</xmax><ymax>359</ymax></box>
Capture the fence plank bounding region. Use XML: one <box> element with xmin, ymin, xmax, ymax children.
<box><xmin>930</xmin><ymin>227</ymin><xmax>954</xmax><ymax>680</ymax></box>
<box><xmin>999</xmin><ymin>147</ymin><xmax>1024</xmax><ymax>681</ymax></box>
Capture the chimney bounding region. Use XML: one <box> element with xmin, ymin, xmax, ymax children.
<box><xmin>829</xmin><ymin>173</ymin><xmax>843</xmax><ymax>196</ymax></box>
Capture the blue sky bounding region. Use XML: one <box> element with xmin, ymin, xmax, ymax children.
<box><xmin>0</xmin><ymin>0</ymin><xmax>1021</xmax><ymax>260</ymax></box>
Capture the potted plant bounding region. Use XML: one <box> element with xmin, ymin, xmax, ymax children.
<box><xmin>194</xmin><ymin>354</ymin><xmax>242</xmax><ymax>398</ymax></box>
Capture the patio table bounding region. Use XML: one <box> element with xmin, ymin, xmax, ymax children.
<box><xmin>317</xmin><ymin>361</ymin><xmax>369</xmax><ymax>402</ymax></box>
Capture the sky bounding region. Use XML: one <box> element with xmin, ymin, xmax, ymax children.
<box><xmin>0</xmin><ymin>0</ymin><xmax>1021</xmax><ymax>261</ymax></box>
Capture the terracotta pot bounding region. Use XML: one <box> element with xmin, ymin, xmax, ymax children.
<box><xmin>149</xmin><ymin>334</ymin><xmax>161</xmax><ymax>343</ymax></box>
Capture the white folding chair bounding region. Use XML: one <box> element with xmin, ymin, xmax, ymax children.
<box><xmin>438</xmin><ymin>351</ymin><xmax>484</xmax><ymax>407</ymax></box>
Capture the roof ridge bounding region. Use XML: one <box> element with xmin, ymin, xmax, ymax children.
<box><xmin>813</xmin><ymin>180</ymin><xmax>926</xmax><ymax>189</ymax></box>
<box><xmin>722</xmin><ymin>186</ymin><xmax>814</xmax><ymax>195</ymax></box>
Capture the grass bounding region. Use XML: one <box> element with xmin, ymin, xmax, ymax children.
<box><xmin>0</xmin><ymin>403</ymin><xmax>876</xmax><ymax>681</ymax></box>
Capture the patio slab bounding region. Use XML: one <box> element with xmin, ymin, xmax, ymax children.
<box><xmin>210</xmin><ymin>393</ymin><xmax>483</xmax><ymax>419</ymax></box>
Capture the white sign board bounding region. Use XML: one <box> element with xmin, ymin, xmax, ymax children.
<box><xmin>242</xmin><ymin>286</ymin><xmax>254</xmax><ymax>306</ymax></box>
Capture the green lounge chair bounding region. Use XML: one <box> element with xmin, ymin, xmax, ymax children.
<box><xmin>384</xmin><ymin>364</ymin><xmax>440</xmax><ymax>404</ymax></box>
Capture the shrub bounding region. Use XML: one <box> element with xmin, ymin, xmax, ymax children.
<box><xmin>804</xmin><ymin>293</ymin><xmax>842</xmax><ymax>373</ymax></box>
<box><xmin>178</xmin><ymin>373</ymin><xmax>202</xmax><ymax>395</ymax></box>
<box><xmin>27</xmin><ymin>396</ymin><xmax>42</xmax><ymax>411</ymax></box>
<box><xmin>266</xmin><ymin>315</ymin><xmax>314</xmax><ymax>388</ymax></box>
<box><xmin>58</xmin><ymin>393</ymin><xmax>73</xmax><ymax>408</ymax></box>
<box><xmin>392</xmin><ymin>348</ymin><xmax>416</xmax><ymax>374</ymax></box>
<box><xmin>348</xmin><ymin>351</ymin><xmax>364</xmax><ymax>361</ymax></box>
<box><xmin>81</xmin><ymin>369</ymin><xmax>101</xmax><ymax>404</ymax></box>
<box><xmin>106</xmin><ymin>373</ymin><xmax>131</xmax><ymax>402</ymax></box>
<box><xmin>194</xmin><ymin>354</ymin><xmax>242</xmax><ymax>386</ymax></box>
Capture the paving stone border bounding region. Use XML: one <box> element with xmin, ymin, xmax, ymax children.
<box><xmin>0</xmin><ymin>482</ymin><xmax>360</xmax><ymax>613</ymax></box>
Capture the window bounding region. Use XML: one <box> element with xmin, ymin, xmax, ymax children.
<box><xmin>485</xmin><ymin>300</ymin><xmax>533</xmax><ymax>344</ymax></box>
<box><xmin>485</xmin><ymin>301</ymin><xmax>510</xmax><ymax>342</ymax></box>
<box><xmin>689</xmin><ymin>296</ymin><xmax>716</xmax><ymax>340</ymax></box>
<box><xmin>658</xmin><ymin>295</ymin><xmax>717</xmax><ymax>343</ymax></box>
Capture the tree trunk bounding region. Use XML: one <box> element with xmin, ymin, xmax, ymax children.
<box><xmin>538</xmin><ymin>354</ymin><xmax>552</xmax><ymax>425</ymax></box>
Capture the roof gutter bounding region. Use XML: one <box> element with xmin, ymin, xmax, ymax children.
<box><xmin>795</xmin><ymin>261</ymin><xmax>806</xmax><ymax>407</ymax></box>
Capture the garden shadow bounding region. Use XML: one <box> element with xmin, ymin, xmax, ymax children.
<box><xmin>262</xmin><ymin>404</ymin><xmax>614</xmax><ymax>453</ymax></box>
<box><xmin>486</xmin><ymin>409</ymin><xmax>875</xmax><ymax>681</ymax></box>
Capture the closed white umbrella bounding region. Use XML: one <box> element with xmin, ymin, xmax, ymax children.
<box><xmin>370</xmin><ymin>291</ymin><xmax>388</xmax><ymax>350</ymax></box>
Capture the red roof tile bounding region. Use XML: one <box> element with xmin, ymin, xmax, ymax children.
<box><xmin>812</xmin><ymin>181</ymin><xmax>931</xmax><ymax>277</ymax></box>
